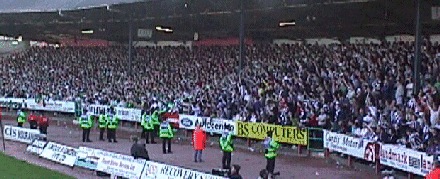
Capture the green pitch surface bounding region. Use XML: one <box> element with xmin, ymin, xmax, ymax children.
<box><xmin>0</xmin><ymin>152</ymin><xmax>74</xmax><ymax>179</ymax></box>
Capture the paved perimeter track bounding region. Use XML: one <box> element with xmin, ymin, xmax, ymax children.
<box><xmin>0</xmin><ymin>114</ymin><xmax>380</xmax><ymax>179</ymax></box>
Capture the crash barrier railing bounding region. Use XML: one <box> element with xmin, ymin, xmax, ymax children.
<box><xmin>323</xmin><ymin>130</ymin><xmax>439</xmax><ymax>179</ymax></box>
<box><xmin>307</xmin><ymin>127</ymin><xmax>324</xmax><ymax>153</ymax></box>
<box><xmin>3</xmin><ymin>124</ymin><xmax>226</xmax><ymax>179</ymax></box>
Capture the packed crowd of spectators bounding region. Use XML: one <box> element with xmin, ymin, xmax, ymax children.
<box><xmin>0</xmin><ymin>40</ymin><xmax>440</xmax><ymax>154</ymax></box>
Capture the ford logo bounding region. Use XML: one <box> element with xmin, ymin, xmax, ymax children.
<box><xmin>181</xmin><ymin>118</ymin><xmax>193</xmax><ymax>127</ymax></box>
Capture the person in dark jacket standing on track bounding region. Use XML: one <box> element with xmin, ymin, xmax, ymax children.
<box><xmin>130</xmin><ymin>136</ymin><xmax>150</xmax><ymax>160</ymax></box>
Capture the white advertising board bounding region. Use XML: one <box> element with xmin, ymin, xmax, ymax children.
<box><xmin>323</xmin><ymin>130</ymin><xmax>376</xmax><ymax>162</ymax></box>
<box><xmin>74</xmin><ymin>147</ymin><xmax>103</xmax><ymax>170</ymax></box>
<box><xmin>40</xmin><ymin>142</ymin><xmax>78</xmax><ymax>167</ymax></box>
<box><xmin>87</xmin><ymin>105</ymin><xmax>142</xmax><ymax>122</ymax></box>
<box><xmin>179</xmin><ymin>115</ymin><xmax>235</xmax><ymax>134</ymax></box>
<box><xmin>0</xmin><ymin>98</ymin><xmax>75</xmax><ymax>113</ymax></box>
<box><xmin>26</xmin><ymin>139</ymin><xmax>47</xmax><ymax>155</ymax></box>
<box><xmin>380</xmin><ymin>144</ymin><xmax>435</xmax><ymax>176</ymax></box>
<box><xmin>95</xmin><ymin>150</ymin><xmax>146</xmax><ymax>179</ymax></box>
<box><xmin>3</xmin><ymin>125</ymin><xmax>41</xmax><ymax>144</ymax></box>
<box><xmin>141</xmin><ymin>161</ymin><xmax>226</xmax><ymax>179</ymax></box>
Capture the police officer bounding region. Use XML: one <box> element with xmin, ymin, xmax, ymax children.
<box><xmin>150</xmin><ymin>110</ymin><xmax>161</xmax><ymax>144</ymax></box>
<box><xmin>107</xmin><ymin>108</ymin><xmax>119</xmax><ymax>143</ymax></box>
<box><xmin>17</xmin><ymin>108</ymin><xmax>27</xmax><ymax>127</ymax></box>
<box><xmin>264</xmin><ymin>131</ymin><xmax>280</xmax><ymax>176</ymax></box>
<box><xmin>219</xmin><ymin>130</ymin><xmax>234</xmax><ymax>170</ymax></box>
<box><xmin>98</xmin><ymin>110</ymin><xmax>107</xmax><ymax>141</ymax></box>
<box><xmin>79</xmin><ymin>111</ymin><xmax>93</xmax><ymax>142</ymax></box>
<box><xmin>141</xmin><ymin>111</ymin><xmax>154</xmax><ymax>144</ymax></box>
<box><xmin>159</xmin><ymin>120</ymin><xmax>174</xmax><ymax>154</ymax></box>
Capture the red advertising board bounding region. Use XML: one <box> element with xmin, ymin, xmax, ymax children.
<box><xmin>163</xmin><ymin>112</ymin><xmax>179</xmax><ymax>128</ymax></box>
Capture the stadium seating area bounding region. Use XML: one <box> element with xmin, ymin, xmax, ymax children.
<box><xmin>1</xmin><ymin>41</ymin><xmax>440</xmax><ymax>154</ymax></box>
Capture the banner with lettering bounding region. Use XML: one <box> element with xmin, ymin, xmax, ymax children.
<box><xmin>235</xmin><ymin>121</ymin><xmax>308</xmax><ymax>145</ymax></box>
<box><xmin>26</xmin><ymin>139</ymin><xmax>47</xmax><ymax>155</ymax></box>
<box><xmin>74</xmin><ymin>147</ymin><xmax>102</xmax><ymax>170</ymax></box>
<box><xmin>380</xmin><ymin>144</ymin><xmax>435</xmax><ymax>176</ymax></box>
<box><xmin>39</xmin><ymin>142</ymin><xmax>78</xmax><ymax>166</ymax></box>
<box><xmin>323</xmin><ymin>130</ymin><xmax>376</xmax><ymax>162</ymax></box>
<box><xmin>87</xmin><ymin>105</ymin><xmax>142</xmax><ymax>122</ymax></box>
<box><xmin>140</xmin><ymin>161</ymin><xmax>226</xmax><ymax>179</ymax></box>
<box><xmin>179</xmin><ymin>115</ymin><xmax>235</xmax><ymax>135</ymax></box>
<box><xmin>95</xmin><ymin>150</ymin><xmax>146</xmax><ymax>179</ymax></box>
<box><xmin>3</xmin><ymin>125</ymin><xmax>41</xmax><ymax>144</ymax></box>
<box><xmin>0</xmin><ymin>98</ymin><xmax>22</xmax><ymax>109</ymax></box>
<box><xmin>0</xmin><ymin>98</ymin><xmax>75</xmax><ymax>113</ymax></box>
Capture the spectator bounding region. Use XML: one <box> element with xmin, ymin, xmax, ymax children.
<box><xmin>130</xmin><ymin>136</ymin><xmax>149</xmax><ymax>160</ymax></box>
<box><xmin>229</xmin><ymin>164</ymin><xmax>243</xmax><ymax>179</ymax></box>
<box><xmin>257</xmin><ymin>169</ymin><xmax>269</xmax><ymax>179</ymax></box>
<box><xmin>1</xmin><ymin>41</ymin><xmax>440</xmax><ymax>153</ymax></box>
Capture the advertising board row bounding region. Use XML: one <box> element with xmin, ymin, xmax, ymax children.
<box><xmin>19</xmin><ymin>140</ymin><xmax>226</xmax><ymax>179</ymax></box>
<box><xmin>178</xmin><ymin>115</ymin><xmax>309</xmax><ymax>145</ymax></box>
<box><xmin>0</xmin><ymin>97</ymin><xmax>75</xmax><ymax>113</ymax></box>
<box><xmin>0</xmin><ymin>100</ymin><xmax>309</xmax><ymax>145</ymax></box>
<box><xmin>323</xmin><ymin>130</ymin><xmax>437</xmax><ymax>176</ymax></box>
<box><xmin>74</xmin><ymin>146</ymin><xmax>225</xmax><ymax>179</ymax></box>
<box><xmin>2</xmin><ymin>124</ymin><xmax>226</xmax><ymax>178</ymax></box>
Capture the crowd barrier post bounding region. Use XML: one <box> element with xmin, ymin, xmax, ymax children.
<box><xmin>348</xmin><ymin>155</ymin><xmax>353</xmax><ymax>168</ymax></box>
<box><xmin>374</xmin><ymin>143</ymin><xmax>380</xmax><ymax>174</ymax></box>
<box><xmin>408</xmin><ymin>173</ymin><xmax>414</xmax><ymax>179</ymax></box>
<box><xmin>298</xmin><ymin>145</ymin><xmax>302</xmax><ymax>154</ymax></box>
<box><xmin>375</xmin><ymin>160</ymin><xmax>380</xmax><ymax>174</ymax></box>
<box><xmin>324</xmin><ymin>148</ymin><xmax>330</xmax><ymax>158</ymax></box>
<box><xmin>247</xmin><ymin>138</ymin><xmax>251</xmax><ymax>147</ymax></box>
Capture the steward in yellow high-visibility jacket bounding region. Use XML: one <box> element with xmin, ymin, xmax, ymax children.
<box><xmin>159</xmin><ymin>121</ymin><xmax>174</xmax><ymax>154</ymax></box>
<box><xmin>141</xmin><ymin>111</ymin><xmax>155</xmax><ymax>144</ymax></box>
<box><xmin>220</xmin><ymin>130</ymin><xmax>234</xmax><ymax>169</ymax></box>
<box><xmin>264</xmin><ymin>131</ymin><xmax>280</xmax><ymax>175</ymax></box>
<box><xmin>106</xmin><ymin>110</ymin><xmax>119</xmax><ymax>143</ymax></box>
<box><xmin>79</xmin><ymin>114</ymin><xmax>93</xmax><ymax>142</ymax></box>
<box><xmin>98</xmin><ymin>110</ymin><xmax>107</xmax><ymax>141</ymax></box>
<box><xmin>17</xmin><ymin>110</ymin><xmax>27</xmax><ymax>127</ymax></box>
